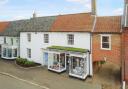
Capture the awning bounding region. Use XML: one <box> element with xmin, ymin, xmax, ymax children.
<box><xmin>47</xmin><ymin>46</ymin><xmax>89</xmax><ymax>54</ymax></box>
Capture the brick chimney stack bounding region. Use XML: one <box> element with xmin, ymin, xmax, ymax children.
<box><xmin>91</xmin><ymin>0</ymin><xmax>96</xmax><ymax>15</ymax></box>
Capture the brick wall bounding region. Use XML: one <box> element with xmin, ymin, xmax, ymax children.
<box><xmin>92</xmin><ymin>33</ymin><xmax>121</xmax><ymax>66</ymax></box>
<box><xmin>122</xmin><ymin>28</ymin><xmax>128</xmax><ymax>82</ymax></box>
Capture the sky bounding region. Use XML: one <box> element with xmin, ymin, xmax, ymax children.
<box><xmin>0</xmin><ymin>0</ymin><xmax>124</xmax><ymax>21</ymax></box>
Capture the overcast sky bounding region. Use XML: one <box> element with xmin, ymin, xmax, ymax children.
<box><xmin>0</xmin><ymin>0</ymin><xmax>124</xmax><ymax>21</ymax></box>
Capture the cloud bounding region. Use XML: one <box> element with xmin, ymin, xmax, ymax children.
<box><xmin>0</xmin><ymin>0</ymin><xmax>9</xmax><ymax>5</ymax></box>
<box><xmin>113</xmin><ymin>8</ymin><xmax>123</xmax><ymax>15</ymax></box>
<box><xmin>66</xmin><ymin>0</ymin><xmax>91</xmax><ymax>11</ymax></box>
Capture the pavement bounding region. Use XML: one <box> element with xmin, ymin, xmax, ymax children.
<box><xmin>0</xmin><ymin>59</ymin><xmax>120</xmax><ymax>89</ymax></box>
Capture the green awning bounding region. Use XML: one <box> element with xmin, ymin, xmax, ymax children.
<box><xmin>47</xmin><ymin>46</ymin><xmax>89</xmax><ymax>53</ymax></box>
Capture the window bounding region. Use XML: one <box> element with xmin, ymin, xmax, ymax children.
<box><xmin>67</xmin><ymin>34</ymin><xmax>74</xmax><ymax>45</ymax></box>
<box><xmin>27</xmin><ymin>48</ymin><xmax>31</xmax><ymax>58</ymax></box>
<box><xmin>3</xmin><ymin>48</ymin><xmax>6</xmax><ymax>57</ymax></box>
<box><xmin>11</xmin><ymin>38</ymin><xmax>13</xmax><ymax>45</ymax></box>
<box><xmin>4</xmin><ymin>37</ymin><xmax>6</xmax><ymax>44</ymax></box>
<box><xmin>44</xmin><ymin>34</ymin><xmax>49</xmax><ymax>43</ymax></box>
<box><xmin>27</xmin><ymin>33</ymin><xmax>31</xmax><ymax>42</ymax></box>
<box><xmin>13</xmin><ymin>48</ymin><xmax>17</xmax><ymax>57</ymax></box>
<box><xmin>101</xmin><ymin>35</ymin><xmax>111</xmax><ymax>50</ymax></box>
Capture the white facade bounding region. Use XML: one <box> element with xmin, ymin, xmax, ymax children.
<box><xmin>20</xmin><ymin>32</ymin><xmax>93</xmax><ymax>77</ymax></box>
<box><xmin>0</xmin><ymin>36</ymin><xmax>4</xmax><ymax>45</ymax></box>
<box><xmin>20</xmin><ymin>32</ymin><xmax>91</xmax><ymax>65</ymax></box>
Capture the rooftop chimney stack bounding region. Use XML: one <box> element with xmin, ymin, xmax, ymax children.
<box><xmin>91</xmin><ymin>0</ymin><xmax>96</xmax><ymax>15</ymax></box>
<box><xmin>33</xmin><ymin>11</ymin><xmax>36</xmax><ymax>18</ymax></box>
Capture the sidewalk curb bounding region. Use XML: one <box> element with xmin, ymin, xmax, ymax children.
<box><xmin>0</xmin><ymin>72</ymin><xmax>50</xmax><ymax>89</ymax></box>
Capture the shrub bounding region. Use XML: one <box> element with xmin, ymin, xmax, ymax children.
<box><xmin>16</xmin><ymin>58</ymin><xmax>40</xmax><ymax>67</ymax></box>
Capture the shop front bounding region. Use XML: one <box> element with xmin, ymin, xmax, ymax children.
<box><xmin>43</xmin><ymin>46</ymin><xmax>91</xmax><ymax>79</ymax></box>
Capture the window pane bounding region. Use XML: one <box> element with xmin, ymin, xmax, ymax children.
<box><xmin>102</xmin><ymin>43</ymin><xmax>109</xmax><ymax>48</ymax></box>
<box><xmin>102</xmin><ymin>36</ymin><xmax>109</xmax><ymax>42</ymax></box>
<box><xmin>13</xmin><ymin>49</ymin><xmax>17</xmax><ymax>57</ymax></box>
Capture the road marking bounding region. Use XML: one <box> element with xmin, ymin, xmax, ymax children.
<box><xmin>0</xmin><ymin>72</ymin><xmax>50</xmax><ymax>89</ymax></box>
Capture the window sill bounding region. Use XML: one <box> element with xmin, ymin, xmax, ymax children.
<box><xmin>101</xmin><ymin>48</ymin><xmax>111</xmax><ymax>51</ymax></box>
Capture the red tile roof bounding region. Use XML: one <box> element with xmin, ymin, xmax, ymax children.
<box><xmin>94</xmin><ymin>16</ymin><xmax>121</xmax><ymax>33</ymax></box>
<box><xmin>51</xmin><ymin>13</ymin><xmax>95</xmax><ymax>32</ymax></box>
<box><xmin>0</xmin><ymin>22</ymin><xmax>9</xmax><ymax>32</ymax></box>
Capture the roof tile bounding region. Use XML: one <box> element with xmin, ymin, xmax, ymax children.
<box><xmin>51</xmin><ymin>13</ymin><xmax>95</xmax><ymax>32</ymax></box>
<box><xmin>94</xmin><ymin>16</ymin><xmax>121</xmax><ymax>33</ymax></box>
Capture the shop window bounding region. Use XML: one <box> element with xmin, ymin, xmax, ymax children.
<box><xmin>70</xmin><ymin>56</ymin><xmax>87</xmax><ymax>76</ymax></box>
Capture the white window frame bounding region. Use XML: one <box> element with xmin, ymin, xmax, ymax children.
<box><xmin>27</xmin><ymin>33</ymin><xmax>31</xmax><ymax>42</ymax></box>
<box><xmin>27</xmin><ymin>48</ymin><xmax>31</xmax><ymax>58</ymax></box>
<box><xmin>44</xmin><ymin>34</ymin><xmax>49</xmax><ymax>43</ymax></box>
<box><xmin>101</xmin><ymin>34</ymin><xmax>111</xmax><ymax>50</ymax></box>
<box><xmin>67</xmin><ymin>34</ymin><xmax>74</xmax><ymax>45</ymax></box>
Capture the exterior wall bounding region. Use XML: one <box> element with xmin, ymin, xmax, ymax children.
<box><xmin>20</xmin><ymin>32</ymin><xmax>91</xmax><ymax>65</ymax></box>
<box><xmin>5</xmin><ymin>37</ymin><xmax>19</xmax><ymax>46</ymax></box>
<box><xmin>0</xmin><ymin>36</ymin><xmax>4</xmax><ymax>45</ymax></box>
<box><xmin>122</xmin><ymin>28</ymin><xmax>128</xmax><ymax>83</ymax></box>
<box><xmin>92</xmin><ymin>33</ymin><xmax>121</xmax><ymax>65</ymax></box>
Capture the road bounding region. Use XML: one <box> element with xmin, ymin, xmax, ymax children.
<box><xmin>0</xmin><ymin>74</ymin><xmax>46</xmax><ymax>89</ymax></box>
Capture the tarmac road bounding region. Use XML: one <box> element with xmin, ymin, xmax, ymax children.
<box><xmin>0</xmin><ymin>74</ymin><xmax>46</xmax><ymax>89</ymax></box>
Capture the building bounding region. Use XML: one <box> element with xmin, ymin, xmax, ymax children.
<box><xmin>0</xmin><ymin>0</ymin><xmax>126</xmax><ymax>81</ymax></box>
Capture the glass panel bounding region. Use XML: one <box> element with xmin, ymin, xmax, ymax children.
<box><xmin>102</xmin><ymin>43</ymin><xmax>109</xmax><ymax>49</ymax></box>
<box><xmin>13</xmin><ymin>48</ymin><xmax>17</xmax><ymax>57</ymax></box>
<box><xmin>8</xmin><ymin>49</ymin><xmax>12</xmax><ymax>57</ymax></box>
<box><xmin>70</xmin><ymin>56</ymin><xmax>86</xmax><ymax>76</ymax></box>
<box><xmin>60</xmin><ymin>53</ymin><xmax>65</xmax><ymax>69</ymax></box>
<box><xmin>3</xmin><ymin>48</ymin><xmax>6</xmax><ymax>57</ymax></box>
<box><xmin>102</xmin><ymin>36</ymin><xmax>109</xmax><ymax>42</ymax></box>
<box><xmin>48</xmin><ymin>53</ymin><xmax>66</xmax><ymax>71</ymax></box>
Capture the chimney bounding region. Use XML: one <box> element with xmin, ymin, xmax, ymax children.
<box><xmin>91</xmin><ymin>0</ymin><xmax>96</xmax><ymax>15</ymax></box>
<box><xmin>33</xmin><ymin>11</ymin><xmax>36</xmax><ymax>18</ymax></box>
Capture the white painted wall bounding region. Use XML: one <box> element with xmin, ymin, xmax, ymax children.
<box><xmin>20</xmin><ymin>32</ymin><xmax>91</xmax><ymax>65</ymax></box>
<box><xmin>5</xmin><ymin>37</ymin><xmax>19</xmax><ymax>46</ymax></box>
<box><xmin>0</xmin><ymin>36</ymin><xmax>4</xmax><ymax>45</ymax></box>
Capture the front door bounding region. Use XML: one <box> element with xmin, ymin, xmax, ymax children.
<box><xmin>44</xmin><ymin>52</ymin><xmax>48</xmax><ymax>66</ymax></box>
